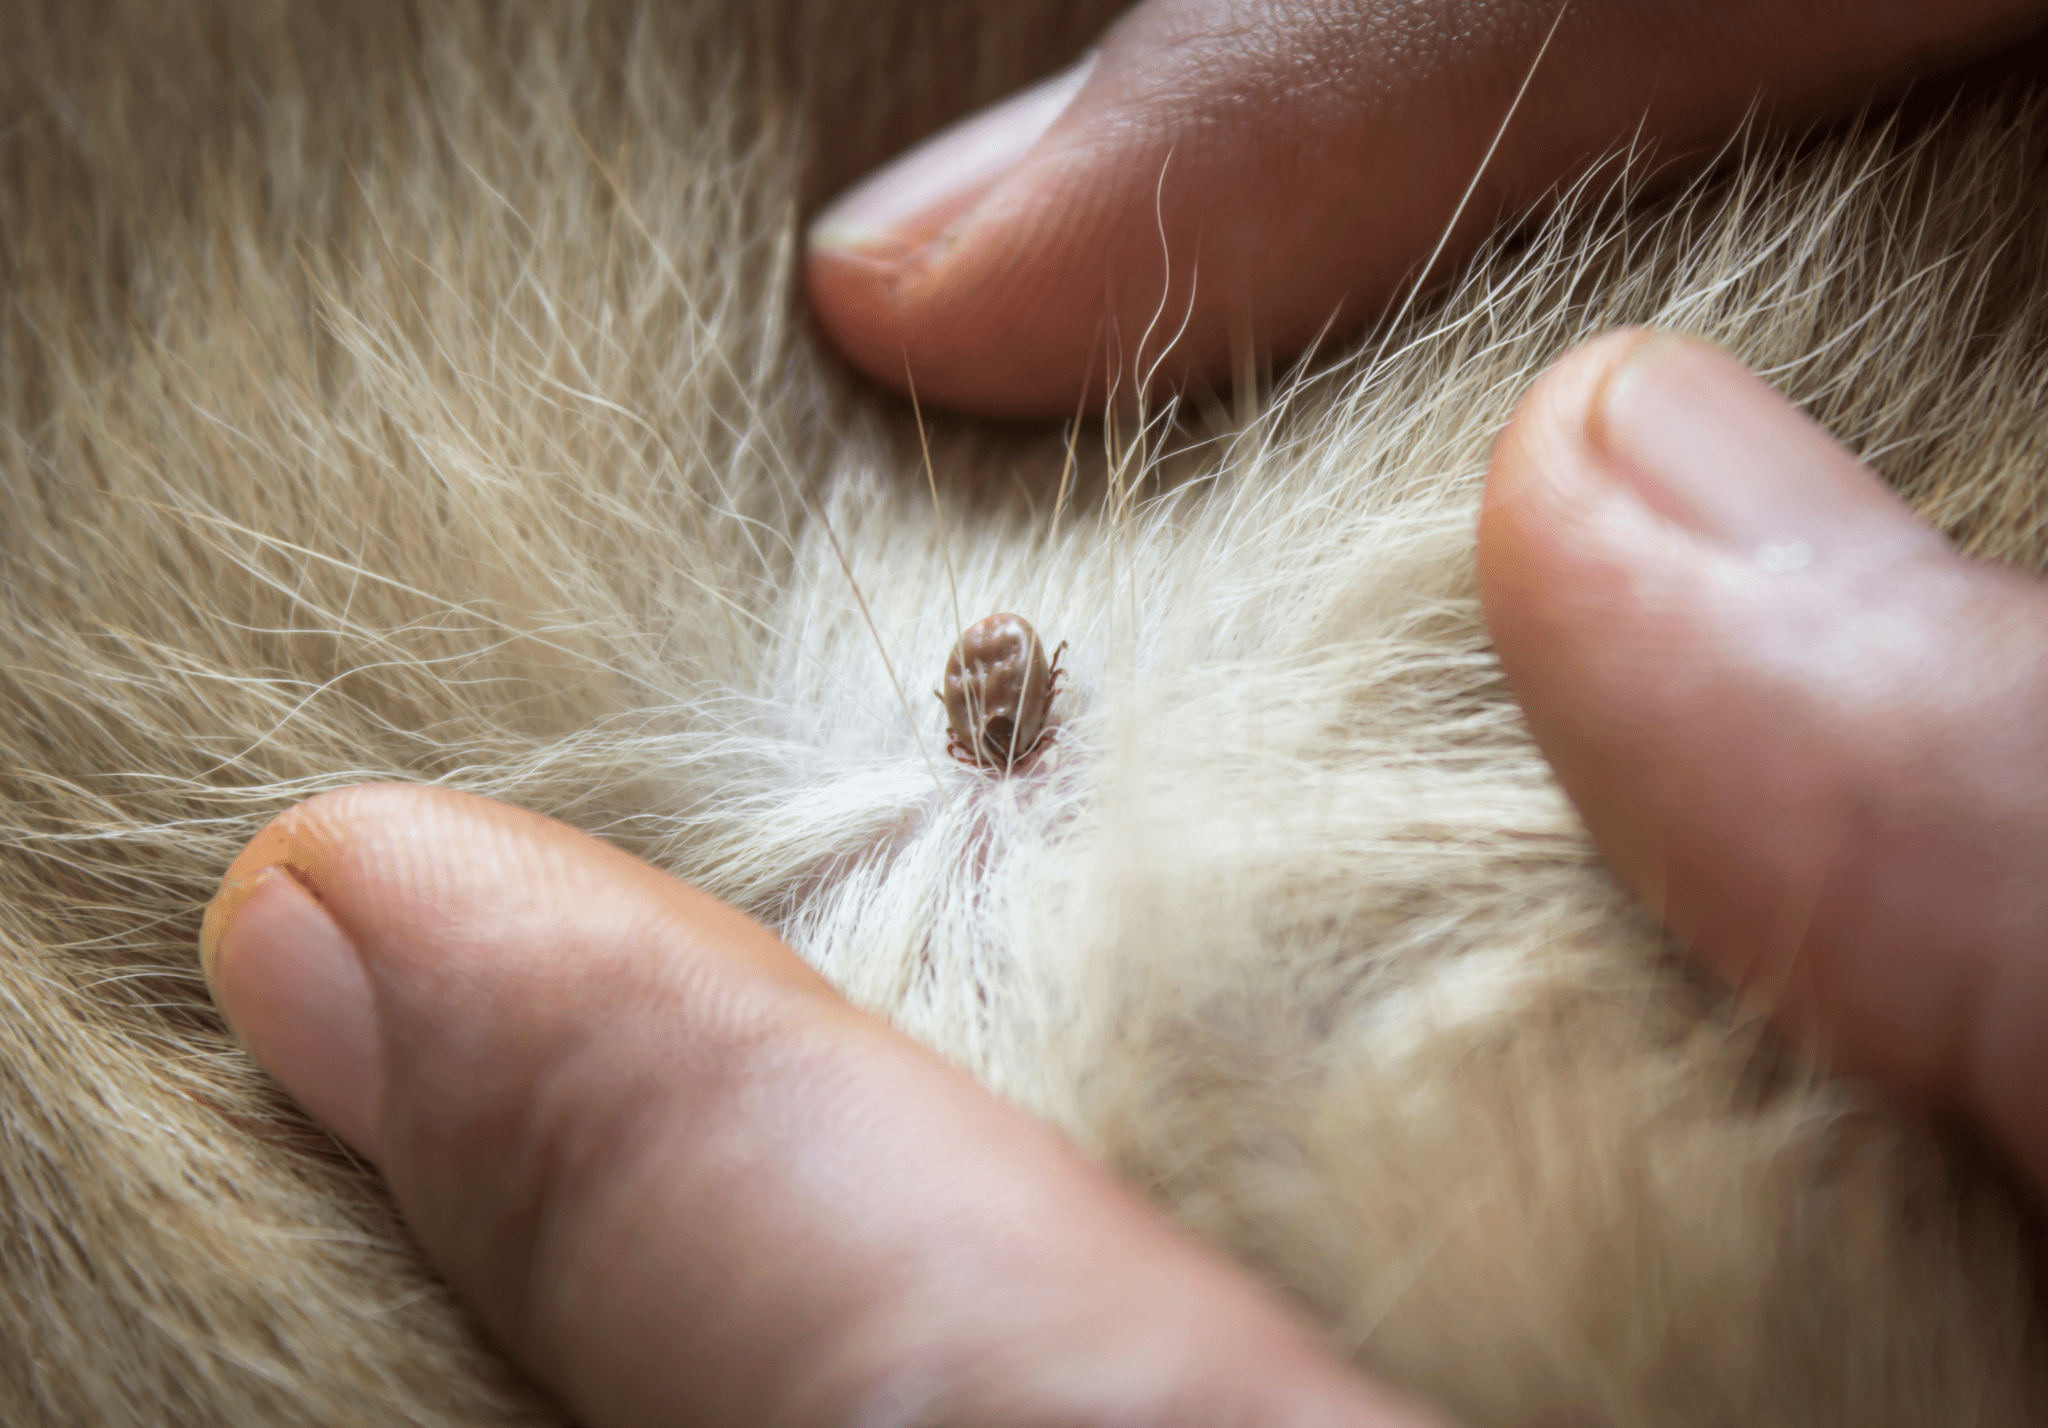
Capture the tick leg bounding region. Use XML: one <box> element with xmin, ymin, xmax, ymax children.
<box><xmin>945</xmin><ymin>732</ymin><xmax>983</xmax><ymax>767</ymax></box>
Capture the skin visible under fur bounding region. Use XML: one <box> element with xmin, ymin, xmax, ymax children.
<box><xmin>4</xmin><ymin>1</ymin><xmax>2048</xmax><ymax>1424</ymax></box>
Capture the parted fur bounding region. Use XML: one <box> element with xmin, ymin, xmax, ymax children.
<box><xmin>4</xmin><ymin>1</ymin><xmax>2048</xmax><ymax>1424</ymax></box>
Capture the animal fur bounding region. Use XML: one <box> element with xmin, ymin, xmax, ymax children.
<box><xmin>4</xmin><ymin>1</ymin><xmax>2048</xmax><ymax>1423</ymax></box>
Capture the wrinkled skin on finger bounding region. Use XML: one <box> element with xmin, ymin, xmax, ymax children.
<box><xmin>1482</xmin><ymin>331</ymin><xmax>2048</xmax><ymax>1194</ymax></box>
<box><xmin>203</xmin><ymin>785</ymin><xmax>1444</xmax><ymax>1428</ymax></box>
<box><xmin>807</xmin><ymin>0</ymin><xmax>2046</xmax><ymax>417</ymax></box>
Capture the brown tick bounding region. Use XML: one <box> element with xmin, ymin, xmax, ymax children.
<box><xmin>938</xmin><ymin>613</ymin><xmax>1065</xmax><ymax>770</ymax></box>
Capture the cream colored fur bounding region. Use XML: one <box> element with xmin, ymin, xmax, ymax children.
<box><xmin>4</xmin><ymin>2</ymin><xmax>2047</xmax><ymax>1423</ymax></box>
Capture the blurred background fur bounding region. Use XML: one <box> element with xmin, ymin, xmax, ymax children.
<box><xmin>4</xmin><ymin>1</ymin><xmax>2048</xmax><ymax>1423</ymax></box>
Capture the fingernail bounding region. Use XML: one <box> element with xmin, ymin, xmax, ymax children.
<box><xmin>202</xmin><ymin>866</ymin><xmax>381</xmax><ymax>1156</ymax></box>
<box><xmin>1593</xmin><ymin>334</ymin><xmax>1947</xmax><ymax>571</ymax></box>
<box><xmin>808</xmin><ymin>53</ymin><xmax>1096</xmax><ymax>258</ymax></box>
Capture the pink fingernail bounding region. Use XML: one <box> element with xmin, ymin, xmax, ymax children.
<box><xmin>808</xmin><ymin>53</ymin><xmax>1096</xmax><ymax>258</ymax></box>
<box><xmin>1594</xmin><ymin>335</ymin><xmax>1948</xmax><ymax>571</ymax></box>
<box><xmin>205</xmin><ymin>867</ymin><xmax>382</xmax><ymax>1157</ymax></box>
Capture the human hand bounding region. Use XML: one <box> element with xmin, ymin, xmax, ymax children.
<box><xmin>805</xmin><ymin>0</ymin><xmax>2041</xmax><ymax>418</ymax></box>
<box><xmin>191</xmin><ymin>340</ymin><xmax>2048</xmax><ymax>1427</ymax></box>
<box><xmin>1482</xmin><ymin>329</ymin><xmax>2048</xmax><ymax>1194</ymax></box>
<box><xmin>198</xmin><ymin>786</ymin><xmax>1445</xmax><ymax>1428</ymax></box>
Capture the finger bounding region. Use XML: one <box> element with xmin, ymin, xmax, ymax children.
<box><xmin>804</xmin><ymin>0</ymin><xmax>2041</xmax><ymax>419</ymax></box>
<box><xmin>199</xmin><ymin>785</ymin><xmax>1440</xmax><ymax>1428</ymax></box>
<box><xmin>1479</xmin><ymin>330</ymin><xmax>2048</xmax><ymax>1189</ymax></box>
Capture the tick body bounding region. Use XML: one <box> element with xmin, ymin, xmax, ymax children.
<box><xmin>939</xmin><ymin>613</ymin><xmax>1065</xmax><ymax>770</ymax></box>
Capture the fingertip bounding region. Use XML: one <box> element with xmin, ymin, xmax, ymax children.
<box><xmin>807</xmin><ymin>54</ymin><xmax>1097</xmax><ymax>261</ymax></box>
<box><xmin>207</xmin><ymin>864</ymin><xmax>383</xmax><ymax>1156</ymax></box>
<box><xmin>212</xmin><ymin>783</ymin><xmax>840</xmax><ymax>1012</ymax></box>
<box><xmin>1479</xmin><ymin>329</ymin><xmax>2048</xmax><ymax>1166</ymax></box>
<box><xmin>200</xmin><ymin>786</ymin><xmax>376</xmax><ymax>1004</ymax></box>
<box><xmin>804</xmin><ymin>55</ymin><xmax>1105</xmax><ymax>416</ymax></box>
<box><xmin>1485</xmin><ymin>328</ymin><xmax>1674</xmax><ymax>501</ymax></box>
<box><xmin>1479</xmin><ymin>328</ymin><xmax>1680</xmax><ymax>755</ymax></box>
<box><xmin>1480</xmin><ymin>327</ymin><xmax>1666</xmax><ymax>584</ymax></box>
<box><xmin>198</xmin><ymin>784</ymin><xmax>525</xmax><ymax>1156</ymax></box>
<box><xmin>804</xmin><ymin>241</ymin><xmax>918</xmax><ymax>394</ymax></box>
<box><xmin>804</xmin><ymin>199</ymin><xmax>1112</xmax><ymax>418</ymax></box>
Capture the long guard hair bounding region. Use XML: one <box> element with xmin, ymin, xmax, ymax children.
<box><xmin>3</xmin><ymin>2</ymin><xmax>2047</xmax><ymax>1423</ymax></box>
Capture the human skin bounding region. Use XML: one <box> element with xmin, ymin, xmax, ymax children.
<box><xmin>805</xmin><ymin>0</ymin><xmax>2047</xmax><ymax>418</ymax></box>
<box><xmin>198</xmin><ymin>787</ymin><xmax>1443</xmax><ymax>1428</ymax></box>
<box><xmin>1484</xmin><ymin>331</ymin><xmax>2048</xmax><ymax>1194</ymax></box>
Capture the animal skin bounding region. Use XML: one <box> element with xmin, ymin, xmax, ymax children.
<box><xmin>4</xmin><ymin>1</ymin><xmax>2048</xmax><ymax>1424</ymax></box>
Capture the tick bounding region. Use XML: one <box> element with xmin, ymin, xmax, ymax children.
<box><xmin>938</xmin><ymin>612</ymin><xmax>1066</xmax><ymax>770</ymax></box>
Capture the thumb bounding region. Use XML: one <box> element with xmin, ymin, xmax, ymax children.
<box><xmin>1480</xmin><ymin>331</ymin><xmax>2048</xmax><ymax>1190</ymax></box>
<box><xmin>199</xmin><ymin>785</ymin><xmax>1438</xmax><ymax>1428</ymax></box>
<box><xmin>804</xmin><ymin>0</ymin><xmax>2035</xmax><ymax>419</ymax></box>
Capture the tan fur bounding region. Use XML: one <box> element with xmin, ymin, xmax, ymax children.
<box><xmin>4</xmin><ymin>2</ymin><xmax>2047</xmax><ymax>1423</ymax></box>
